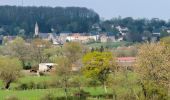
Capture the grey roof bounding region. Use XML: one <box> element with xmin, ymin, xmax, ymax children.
<box><xmin>39</xmin><ymin>33</ymin><xmax>49</xmax><ymax>39</ymax></box>
<box><xmin>52</xmin><ymin>33</ymin><xmax>57</xmax><ymax>37</ymax></box>
<box><xmin>0</xmin><ymin>35</ymin><xmax>3</xmax><ymax>40</ymax></box>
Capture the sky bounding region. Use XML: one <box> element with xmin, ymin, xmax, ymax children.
<box><xmin>0</xmin><ymin>0</ymin><xmax>170</xmax><ymax>20</ymax></box>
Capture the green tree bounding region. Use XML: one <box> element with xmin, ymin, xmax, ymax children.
<box><xmin>160</xmin><ymin>36</ymin><xmax>170</xmax><ymax>47</ymax></box>
<box><xmin>55</xmin><ymin>42</ymin><xmax>84</xmax><ymax>99</ymax></box>
<box><xmin>82</xmin><ymin>51</ymin><xmax>116</xmax><ymax>93</ymax></box>
<box><xmin>55</xmin><ymin>56</ymin><xmax>71</xmax><ymax>100</ymax></box>
<box><xmin>63</xmin><ymin>42</ymin><xmax>83</xmax><ymax>63</ymax></box>
<box><xmin>136</xmin><ymin>43</ymin><xmax>170</xmax><ymax>100</ymax></box>
<box><xmin>30</xmin><ymin>38</ymin><xmax>51</xmax><ymax>64</ymax></box>
<box><xmin>0</xmin><ymin>56</ymin><xmax>22</xmax><ymax>89</ymax></box>
<box><xmin>8</xmin><ymin>37</ymin><xmax>30</xmax><ymax>67</ymax></box>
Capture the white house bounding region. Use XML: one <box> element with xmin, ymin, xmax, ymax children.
<box><xmin>66</xmin><ymin>33</ymin><xmax>99</xmax><ymax>43</ymax></box>
<box><xmin>116</xmin><ymin>26</ymin><xmax>129</xmax><ymax>36</ymax></box>
<box><xmin>38</xmin><ymin>63</ymin><xmax>56</xmax><ymax>72</ymax></box>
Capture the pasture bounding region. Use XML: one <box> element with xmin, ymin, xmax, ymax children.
<box><xmin>0</xmin><ymin>71</ymin><xmax>142</xmax><ymax>100</ymax></box>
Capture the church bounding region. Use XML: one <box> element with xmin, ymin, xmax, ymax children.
<box><xmin>34</xmin><ymin>22</ymin><xmax>59</xmax><ymax>45</ymax></box>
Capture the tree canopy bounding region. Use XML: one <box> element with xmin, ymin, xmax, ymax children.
<box><xmin>0</xmin><ymin>6</ymin><xmax>99</xmax><ymax>36</ymax></box>
<box><xmin>136</xmin><ymin>43</ymin><xmax>170</xmax><ymax>99</ymax></box>
<box><xmin>82</xmin><ymin>51</ymin><xmax>116</xmax><ymax>93</ymax></box>
<box><xmin>0</xmin><ymin>56</ymin><xmax>22</xmax><ymax>89</ymax></box>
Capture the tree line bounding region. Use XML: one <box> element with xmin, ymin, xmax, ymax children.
<box><xmin>0</xmin><ymin>6</ymin><xmax>99</xmax><ymax>37</ymax></box>
<box><xmin>0</xmin><ymin>6</ymin><xmax>170</xmax><ymax>41</ymax></box>
<box><xmin>100</xmin><ymin>17</ymin><xmax>170</xmax><ymax>42</ymax></box>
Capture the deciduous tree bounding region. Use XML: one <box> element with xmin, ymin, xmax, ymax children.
<box><xmin>82</xmin><ymin>51</ymin><xmax>116</xmax><ymax>93</ymax></box>
<box><xmin>8</xmin><ymin>37</ymin><xmax>30</xmax><ymax>67</ymax></box>
<box><xmin>0</xmin><ymin>56</ymin><xmax>22</xmax><ymax>89</ymax></box>
<box><xmin>136</xmin><ymin>43</ymin><xmax>170</xmax><ymax>99</ymax></box>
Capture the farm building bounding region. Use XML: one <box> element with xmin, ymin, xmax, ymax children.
<box><xmin>38</xmin><ymin>63</ymin><xmax>56</xmax><ymax>72</ymax></box>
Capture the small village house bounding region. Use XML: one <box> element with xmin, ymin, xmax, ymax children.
<box><xmin>66</xmin><ymin>33</ymin><xmax>99</xmax><ymax>43</ymax></box>
<box><xmin>100</xmin><ymin>34</ymin><xmax>116</xmax><ymax>42</ymax></box>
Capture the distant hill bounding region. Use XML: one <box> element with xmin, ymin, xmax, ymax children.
<box><xmin>0</xmin><ymin>6</ymin><xmax>100</xmax><ymax>37</ymax></box>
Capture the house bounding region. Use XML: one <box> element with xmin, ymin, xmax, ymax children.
<box><xmin>100</xmin><ymin>35</ymin><xmax>108</xmax><ymax>42</ymax></box>
<box><xmin>100</xmin><ymin>34</ymin><xmax>116</xmax><ymax>42</ymax></box>
<box><xmin>66</xmin><ymin>33</ymin><xmax>99</xmax><ymax>43</ymax></box>
<box><xmin>38</xmin><ymin>63</ymin><xmax>56</xmax><ymax>72</ymax></box>
<box><xmin>166</xmin><ymin>29</ymin><xmax>170</xmax><ymax>33</ymax></box>
<box><xmin>107</xmin><ymin>36</ymin><xmax>116</xmax><ymax>42</ymax></box>
<box><xmin>116</xmin><ymin>26</ymin><xmax>129</xmax><ymax>36</ymax></box>
<box><xmin>57</xmin><ymin>32</ymin><xmax>72</xmax><ymax>44</ymax></box>
<box><xmin>151</xmin><ymin>32</ymin><xmax>160</xmax><ymax>42</ymax></box>
<box><xmin>3</xmin><ymin>36</ymin><xmax>17</xmax><ymax>44</ymax></box>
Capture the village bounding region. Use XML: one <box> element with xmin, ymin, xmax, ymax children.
<box><xmin>0</xmin><ymin>2</ymin><xmax>169</xmax><ymax>100</ymax></box>
<box><xmin>1</xmin><ymin>21</ymin><xmax>164</xmax><ymax>46</ymax></box>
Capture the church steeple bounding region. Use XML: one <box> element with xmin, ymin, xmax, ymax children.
<box><xmin>35</xmin><ymin>22</ymin><xmax>39</xmax><ymax>36</ymax></box>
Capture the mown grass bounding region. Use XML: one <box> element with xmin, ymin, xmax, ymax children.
<box><xmin>86</xmin><ymin>41</ymin><xmax>133</xmax><ymax>48</ymax></box>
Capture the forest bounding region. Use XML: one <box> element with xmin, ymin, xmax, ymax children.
<box><xmin>0</xmin><ymin>6</ymin><xmax>170</xmax><ymax>42</ymax></box>
<box><xmin>0</xmin><ymin>6</ymin><xmax>99</xmax><ymax>37</ymax></box>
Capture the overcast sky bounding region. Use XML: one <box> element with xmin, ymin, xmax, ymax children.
<box><xmin>0</xmin><ymin>0</ymin><xmax>170</xmax><ymax>20</ymax></box>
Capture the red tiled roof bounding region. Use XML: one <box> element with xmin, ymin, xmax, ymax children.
<box><xmin>117</xmin><ymin>57</ymin><xmax>136</xmax><ymax>61</ymax></box>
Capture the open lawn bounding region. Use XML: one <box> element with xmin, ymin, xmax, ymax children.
<box><xmin>86</xmin><ymin>41</ymin><xmax>133</xmax><ymax>48</ymax></box>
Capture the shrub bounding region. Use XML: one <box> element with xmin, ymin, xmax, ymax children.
<box><xmin>23</xmin><ymin>62</ymin><xmax>32</xmax><ymax>70</ymax></box>
<box><xmin>41</xmin><ymin>93</ymin><xmax>55</xmax><ymax>100</ymax></box>
<box><xmin>74</xmin><ymin>90</ymin><xmax>89</xmax><ymax>99</ymax></box>
<box><xmin>18</xmin><ymin>83</ymin><xmax>28</xmax><ymax>90</ymax></box>
<box><xmin>39</xmin><ymin>72</ymin><xmax>46</xmax><ymax>76</ymax></box>
<box><xmin>37</xmin><ymin>81</ymin><xmax>48</xmax><ymax>89</ymax></box>
<box><xmin>55</xmin><ymin>96</ymin><xmax>86</xmax><ymax>100</ymax></box>
<box><xmin>16</xmin><ymin>80</ymin><xmax>53</xmax><ymax>90</ymax></box>
<box><xmin>48</xmin><ymin>79</ymin><xmax>62</xmax><ymax>88</ymax></box>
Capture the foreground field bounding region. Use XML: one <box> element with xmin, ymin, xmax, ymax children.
<box><xmin>0</xmin><ymin>87</ymin><xmax>109</xmax><ymax>100</ymax></box>
<box><xmin>0</xmin><ymin>72</ymin><xmax>142</xmax><ymax>100</ymax></box>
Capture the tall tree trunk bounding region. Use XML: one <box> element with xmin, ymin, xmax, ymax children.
<box><xmin>140</xmin><ymin>82</ymin><xmax>147</xmax><ymax>98</ymax></box>
<box><xmin>5</xmin><ymin>80</ymin><xmax>12</xmax><ymax>89</ymax></box>
<box><xmin>64</xmin><ymin>76</ymin><xmax>68</xmax><ymax>100</ymax></box>
<box><xmin>103</xmin><ymin>82</ymin><xmax>107</xmax><ymax>93</ymax></box>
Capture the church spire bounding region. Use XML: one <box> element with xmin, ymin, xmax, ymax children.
<box><xmin>35</xmin><ymin>22</ymin><xmax>39</xmax><ymax>36</ymax></box>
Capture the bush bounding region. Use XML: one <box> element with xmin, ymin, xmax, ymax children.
<box><xmin>48</xmin><ymin>79</ymin><xmax>62</xmax><ymax>88</ymax></box>
<box><xmin>39</xmin><ymin>72</ymin><xmax>46</xmax><ymax>76</ymax></box>
<box><xmin>17</xmin><ymin>81</ymin><xmax>50</xmax><ymax>90</ymax></box>
<box><xmin>74</xmin><ymin>90</ymin><xmax>89</xmax><ymax>99</ymax></box>
<box><xmin>87</xmin><ymin>93</ymin><xmax>116</xmax><ymax>99</ymax></box>
<box><xmin>55</xmin><ymin>96</ymin><xmax>86</xmax><ymax>100</ymax></box>
<box><xmin>5</xmin><ymin>95</ymin><xmax>19</xmax><ymax>100</ymax></box>
<box><xmin>41</xmin><ymin>93</ymin><xmax>55</xmax><ymax>100</ymax></box>
<box><xmin>37</xmin><ymin>81</ymin><xmax>48</xmax><ymax>89</ymax></box>
<box><xmin>18</xmin><ymin>83</ymin><xmax>28</xmax><ymax>90</ymax></box>
<box><xmin>23</xmin><ymin>62</ymin><xmax>32</xmax><ymax>70</ymax></box>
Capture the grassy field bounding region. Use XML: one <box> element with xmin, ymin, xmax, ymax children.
<box><xmin>0</xmin><ymin>87</ymin><xmax>109</xmax><ymax>100</ymax></box>
<box><xmin>0</xmin><ymin>72</ymin><xmax>142</xmax><ymax>100</ymax></box>
<box><xmin>86</xmin><ymin>41</ymin><xmax>133</xmax><ymax>48</ymax></box>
